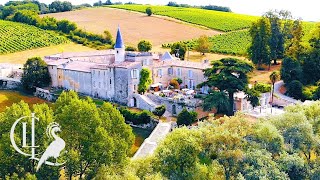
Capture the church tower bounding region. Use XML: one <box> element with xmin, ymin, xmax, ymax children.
<box><xmin>114</xmin><ymin>26</ymin><xmax>125</xmax><ymax>64</ymax></box>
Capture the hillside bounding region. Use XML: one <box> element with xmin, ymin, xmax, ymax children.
<box><xmin>41</xmin><ymin>7</ymin><xmax>221</xmax><ymax>46</ymax></box>
<box><xmin>0</xmin><ymin>20</ymin><xmax>68</xmax><ymax>54</ymax></box>
<box><xmin>109</xmin><ymin>5</ymin><xmax>259</xmax><ymax>32</ymax></box>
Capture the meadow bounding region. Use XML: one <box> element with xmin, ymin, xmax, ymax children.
<box><xmin>0</xmin><ymin>20</ymin><xmax>68</xmax><ymax>54</ymax></box>
<box><xmin>109</xmin><ymin>5</ymin><xmax>259</xmax><ymax>32</ymax></box>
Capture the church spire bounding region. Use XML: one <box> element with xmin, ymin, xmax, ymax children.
<box><xmin>114</xmin><ymin>26</ymin><xmax>124</xmax><ymax>48</ymax></box>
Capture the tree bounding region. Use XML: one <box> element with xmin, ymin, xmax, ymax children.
<box><xmin>264</xmin><ymin>10</ymin><xmax>285</xmax><ymax>65</ymax></box>
<box><xmin>174</xmin><ymin>77</ymin><xmax>183</xmax><ymax>85</ymax></box>
<box><xmin>55</xmin><ymin>91</ymin><xmax>134</xmax><ymax>179</ymax></box>
<box><xmin>195</xmin><ymin>35</ymin><xmax>211</xmax><ymax>55</ymax></box>
<box><xmin>145</xmin><ymin>7</ymin><xmax>152</xmax><ymax>16</ymax></box>
<box><xmin>199</xmin><ymin>58</ymin><xmax>254</xmax><ymax>116</ymax></box>
<box><xmin>104</xmin><ymin>0</ymin><xmax>112</xmax><ymax>5</ymax></box>
<box><xmin>169</xmin><ymin>79</ymin><xmax>180</xmax><ymax>89</ymax></box>
<box><xmin>103</xmin><ymin>30</ymin><xmax>113</xmax><ymax>44</ymax></box>
<box><xmin>138</xmin><ymin>68</ymin><xmax>152</xmax><ymax>94</ymax></box>
<box><xmin>152</xmin><ymin>105</ymin><xmax>166</xmax><ymax>119</ymax></box>
<box><xmin>0</xmin><ymin>102</ymin><xmax>60</xmax><ymax>179</ymax></box>
<box><xmin>248</xmin><ymin>17</ymin><xmax>271</xmax><ymax>69</ymax></box>
<box><xmin>280</xmin><ymin>57</ymin><xmax>302</xmax><ymax>83</ymax></box>
<box><xmin>170</xmin><ymin>42</ymin><xmax>187</xmax><ymax>60</ymax></box>
<box><xmin>138</xmin><ymin>40</ymin><xmax>152</xmax><ymax>52</ymax></box>
<box><xmin>286</xmin><ymin>80</ymin><xmax>303</xmax><ymax>100</ymax></box>
<box><xmin>57</xmin><ymin>19</ymin><xmax>77</xmax><ymax>33</ymax></box>
<box><xmin>154</xmin><ymin>128</ymin><xmax>201</xmax><ymax>179</ymax></box>
<box><xmin>177</xmin><ymin>108</ymin><xmax>197</xmax><ymax>126</ymax></box>
<box><xmin>285</xmin><ymin>19</ymin><xmax>304</xmax><ymax>59</ymax></box>
<box><xmin>201</xmin><ymin>90</ymin><xmax>229</xmax><ymax>114</ymax></box>
<box><xmin>244</xmin><ymin>88</ymin><xmax>260</xmax><ymax>108</ymax></box>
<box><xmin>269</xmin><ymin>71</ymin><xmax>280</xmax><ymax>103</ymax></box>
<box><xmin>21</xmin><ymin>57</ymin><xmax>51</xmax><ymax>91</ymax></box>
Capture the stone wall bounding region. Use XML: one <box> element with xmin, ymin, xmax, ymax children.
<box><xmin>0</xmin><ymin>79</ymin><xmax>21</xmax><ymax>90</ymax></box>
<box><xmin>146</xmin><ymin>94</ymin><xmax>198</xmax><ymax>116</ymax></box>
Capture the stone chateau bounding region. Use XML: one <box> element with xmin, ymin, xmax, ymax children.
<box><xmin>45</xmin><ymin>27</ymin><xmax>210</xmax><ymax>109</ymax></box>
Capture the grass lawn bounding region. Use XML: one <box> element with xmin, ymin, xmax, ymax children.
<box><xmin>0</xmin><ymin>43</ymin><xmax>94</xmax><ymax>64</ymax></box>
<box><xmin>130</xmin><ymin>127</ymin><xmax>152</xmax><ymax>157</ymax></box>
<box><xmin>249</xmin><ymin>63</ymin><xmax>282</xmax><ymax>84</ymax></box>
<box><xmin>0</xmin><ymin>90</ymin><xmax>51</xmax><ymax>112</ymax></box>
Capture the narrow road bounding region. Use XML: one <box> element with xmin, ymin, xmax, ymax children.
<box><xmin>274</xmin><ymin>80</ymin><xmax>298</xmax><ymax>104</ymax></box>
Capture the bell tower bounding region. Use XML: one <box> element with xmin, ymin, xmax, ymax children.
<box><xmin>114</xmin><ymin>26</ymin><xmax>125</xmax><ymax>64</ymax></box>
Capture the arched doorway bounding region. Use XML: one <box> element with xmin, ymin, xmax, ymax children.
<box><xmin>172</xmin><ymin>104</ymin><xmax>177</xmax><ymax>115</ymax></box>
<box><xmin>131</xmin><ymin>97</ymin><xmax>137</xmax><ymax>107</ymax></box>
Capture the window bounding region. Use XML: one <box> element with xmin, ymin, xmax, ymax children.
<box><xmin>176</xmin><ymin>68</ymin><xmax>181</xmax><ymax>76</ymax></box>
<box><xmin>143</xmin><ymin>59</ymin><xmax>148</xmax><ymax>66</ymax></box>
<box><xmin>168</xmin><ymin>68</ymin><xmax>173</xmax><ymax>75</ymax></box>
<box><xmin>98</xmin><ymin>71</ymin><xmax>100</xmax><ymax>76</ymax></box>
<box><xmin>157</xmin><ymin>69</ymin><xmax>163</xmax><ymax>77</ymax></box>
<box><xmin>93</xmin><ymin>70</ymin><xmax>95</xmax><ymax>75</ymax></box>
<box><xmin>188</xmin><ymin>70</ymin><xmax>193</xmax><ymax>78</ymax></box>
<box><xmin>93</xmin><ymin>81</ymin><xmax>96</xmax><ymax>87</ymax></box>
<box><xmin>99</xmin><ymin>82</ymin><xmax>101</xmax><ymax>88</ymax></box>
<box><xmin>131</xmin><ymin>69</ymin><xmax>138</xmax><ymax>79</ymax></box>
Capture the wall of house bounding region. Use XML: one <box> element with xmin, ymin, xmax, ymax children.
<box><xmin>91</xmin><ymin>68</ymin><xmax>115</xmax><ymax>100</ymax></box>
<box><xmin>47</xmin><ymin>65</ymin><xmax>58</xmax><ymax>87</ymax></box>
<box><xmin>57</xmin><ymin>69</ymin><xmax>92</xmax><ymax>95</ymax></box>
<box><xmin>152</xmin><ymin>66</ymin><xmax>206</xmax><ymax>89</ymax></box>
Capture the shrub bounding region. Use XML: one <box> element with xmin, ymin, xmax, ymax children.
<box><xmin>119</xmin><ymin>107</ymin><xmax>152</xmax><ymax>125</ymax></box>
<box><xmin>125</xmin><ymin>46</ymin><xmax>137</xmax><ymax>51</ymax></box>
<box><xmin>313</xmin><ymin>86</ymin><xmax>320</xmax><ymax>100</ymax></box>
<box><xmin>254</xmin><ymin>83</ymin><xmax>271</xmax><ymax>93</ymax></box>
<box><xmin>174</xmin><ymin>78</ymin><xmax>183</xmax><ymax>85</ymax></box>
<box><xmin>138</xmin><ymin>40</ymin><xmax>152</xmax><ymax>52</ymax></box>
<box><xmin>153</xmin><ymin>105</ymin><xmax>166</xmax><ymax>119</ymax></box>
<box><xmin>146</xmin><ymin>7</ymin><xmax>152</xmax><ymax>16</ymax></box>
<box><xmin>177</xmin><ymin>108</ymin><xmax>197</xmax><ymax>126</ymax></box>
<box><xmin>286</xmin><ymin>80</ymin><xmax>303</xmax><ymax>100</ymax></box>
<box><xmin>169</xmin><ymin>79</ymin><xmax>180</xmax><ymax>89</ymax></box>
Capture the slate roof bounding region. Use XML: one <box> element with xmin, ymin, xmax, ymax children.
<box><xmin>114</xmin><ymin>26</ymin><xmax>124</xmax><ymax>48</ymax></box>
<box><xmin>161</xmin><ymin>52</ymin><xmax>175</xmax><ymax>61</ymax></box>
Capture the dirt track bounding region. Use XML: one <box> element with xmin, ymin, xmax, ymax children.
<box><xmin>43</xmin><ymin>7</ymin><xmax>221</xmax><ymax>46</ymax></box>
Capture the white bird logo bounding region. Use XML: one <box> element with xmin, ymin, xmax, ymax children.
<box><xmin>36</xmin><ymin>122</ymin><xmax>66</xmax><ymax>171</ymax></box>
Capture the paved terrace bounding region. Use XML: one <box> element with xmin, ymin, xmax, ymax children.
<box><xmin>133</xmin><ymin>122</ymin><xmax>172</xmax><ymax>159</ymax></box>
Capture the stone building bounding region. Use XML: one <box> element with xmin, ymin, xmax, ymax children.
<box><xmin>45</xmin><ymin>26</ymin><xmax>210</xmax><ymax>109</ymax></box>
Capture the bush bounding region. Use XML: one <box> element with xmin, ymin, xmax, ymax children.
<box><xmin>145</xmin><ymin>7</ymin><xmax>152</xmax><ymax>16</ymax></box>
<box><xmin>138</xmin><ymin>40</ymin><xmax>152</xmax><ymax>52</ymax></box>
<box><xmin>177</xmin><ymin>108</ymin><xmax>197</xmax><ymax>126</ymax></box>
<box><xmin>313</xmin><ymin>86</ymin><xmax>320</xmax><ymax>100</ymax></box>
<box><xmin>287</xmin><ymin>80</ymin><xmax>303</xmax><ymax>100</ymax></box>
<box><xmin>153</xmin><ymin>105</ymin><xmax>166</xmax><ymax>119</ymax></box>
<box><xmin>169</xmin><ymin>79</ymin><xmax>180</xmax><ymax>89</ymax></box>
<box><xmin>254</xmin><ymin>83</ymin><xmax>271</xmax><ymax>93</ymax></box>
<box><xmin>119</xmin><ymin>107</ymin><xmax>152</xmax><ymax>125</ymax></box>
<box><xmin>125</xmin><ymin>46</ymin><xmax>137</xmax><ymax>51</ymax></box>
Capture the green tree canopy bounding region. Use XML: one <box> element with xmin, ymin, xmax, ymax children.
<box><xmin>21</xmin><ymin>57</ymin><xmax>51</xmax><ymax>91</ymax></box>
<box><xmin>138</xmin><ymin>68</ymin><xmax>152</xmax><ymax>94</ymax></box>
<box><xmin>199</xmin><ymin>58</ymin><xmax>254</xmax><ymax>115</ymax></box>
<box><xmin>248</xmin><ymin>17</ymin><xmax>271</xmax><ymax>69</ymax></box>
<box><xmin>145</xmin><ymin>7</ymin><xmax>152</xmax><ymax>16</ymax></box>
<box><xmin>170</xmin><ymin>42</ymin><xmax>187</xmax><ymax>60</ymax></box>
<box><xmin>137</xmin><ymin>40</ymin><xmax>152</xmax><ymax>52</ymax></box>
<box><xmin>177</xmin><ymin>108</ymin><xmax>197</xmax><ymax>126</ymax></box>
<box><xmin>195</xmin><ymin>35</ymin><xmax>211</xmax><ymax>55</ymax></box>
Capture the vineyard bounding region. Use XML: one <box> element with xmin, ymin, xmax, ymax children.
<box><xmin>109</xmin><ymin>5</ymin><xmax>259</xmax><ymax>32</ymax></box>
<box><xmin>162</xmin><ymin>30</ymin><xmax>251</xmax><ymax>56</ymax></box>
<box><xmin>0</xmin><ymin>20</ymin><xmax>68</xmax><ymax>54</ymax></box>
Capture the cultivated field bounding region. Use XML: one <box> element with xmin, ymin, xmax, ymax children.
<box><xmin>0</xmin><ymin>20</ymin><xmax>68</xmax><ymax>54</ymax></box>
<box><xmin>43</xmin><ymin>7</ymin><xmax>221</xmax><ymax>46</ymax></box>
<box><xmin>109</xmin><ymin>5</ymin><xmax>259</xmax><ymax>32</ymax></box>
<box><xmin>0</xmin><ymin>43</ymin><xmax>94</xmax><ymax>64</ymax></box>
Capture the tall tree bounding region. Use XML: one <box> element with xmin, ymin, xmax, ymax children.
<box><xmin>21</xmin><ymin>57</ymin><xmax>51</xmax><ymax>91</ymax></box>
<box><xmin>269</xmin><ymin>71</ymin><xmax>280</xmax><ymax>103</ymax></box>
<box><xmin>138</xmin><ymin>68</ymin><xmax>152</xmax><ymax>94</ymax></box>
<box><xmin>285</xmin><ymin>19</ymin><xmax>304</xmax><ymax>59</ymax></box>
<box><xmin>264</xmin><ymin>10</ymin><xmax>285</xmax><ymax>65</ymax></box>
<box><xmin>249</xmin><ymin>17</ymin><xmax>271</xmax><ymax>69</ymax></box>
<box><xmin>199</xmin><ymin>58</ymin><xmax>254</xmax><ymax>116</ymax></box>
<box><xmin>170</xmin><ymin>42</ymin><xmax>187</xmax><ymax>60</ymax></box>
<box><xmin>54</xmin><ymin>91</ymin><xmax>134</xmax><ymax>179</ymax></box>
<box><xmin>195</xmin><ymin>35</ymin><xmax>211</xmax><ymax>55</ymax></box>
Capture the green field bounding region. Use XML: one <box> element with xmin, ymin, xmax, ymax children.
<box><xmin>163</xmin><ymin>30</ymin><xmax>251</xmax><ymax>55</ymax></box>
<box><xmin>0</xmin><ymin>20</ymin><xmax>68</xmax><ymax>54</ymax></box>
<box><xmin>109</xmin><ymin>4</ymin><xmax>259</xmax><ymax>32</ymax></box>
